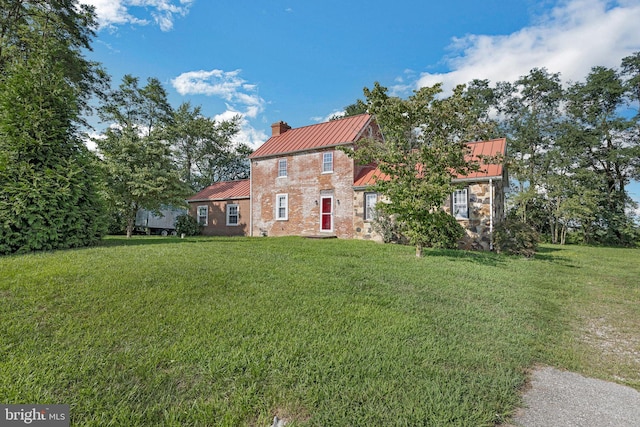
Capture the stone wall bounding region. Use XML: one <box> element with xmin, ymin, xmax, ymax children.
<box><xmin>443</xmin><ymin>181</ymin><xmax>505</xmax><ymax>251</ymax></box>
<box><xmin>352</xmin><ymin>190</ymin><xmax>384</xmax><ymax>242</ymax></box>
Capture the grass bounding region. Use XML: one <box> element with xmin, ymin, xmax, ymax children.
<box><xmin>0</xmin><ymin>237</ymin><xmax>638</xmax><ymax>426</ymax></box>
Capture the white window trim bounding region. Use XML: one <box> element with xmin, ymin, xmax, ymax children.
<box><xmin>453</xmin><ymin>188</ymin><xmax>469</xmax><ymax>219</ymax></box>
<box><xmin>277</xmin><ymin>158</ymin><xmax>287</xmax><ymax>178</ymax></box>
<box><xmin>197</xmin><ymin>205</ymin><xmax>208</xmax><ymax>226</ymax></box>
<box><xmin>275</xmin><ymin>193</ymin><xmax>288</xmax><ymax>221</ymax></box>
<box><xmin>322</xmin><ymin>152</ymin><xmax>333</xmax><ymax>173</ymax></box>
<box><xmin>226</xmin><ymin>203</ymin><xmax>239</xmax><ymax>226</ymax></box>
<box><xmin>364</xmin><ymin>192</ymin><xmax>378</xmax><ymax>221</ymax></box>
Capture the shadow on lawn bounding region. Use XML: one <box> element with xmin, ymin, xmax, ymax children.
<box><xmin>533</xmin><ymin>245</ymin><xmax>578</xmax><ymax>267</ymax></box>
<box><xmin>424</xmin><ymin>245</ymin><xmax>577</xmax><ymax>268</ymax></box>
<box><xmin>424</xmin><ymin>248</ymin><xmax>507</xmax><ymax>267</ymax></box>
<box><xmin>97</xmin><ymin>235</ymin><xmax>251</xmax><ymax>248</ymax></box>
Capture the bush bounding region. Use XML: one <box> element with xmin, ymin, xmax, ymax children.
<box><xmin>175</xmin><ymin>214</ymin><xmax>201</xmax><ymax>236</ymax></box>
<box><xmin>371</xmin><ymin>210</ymin><xmax>405</xmax><ymax>244</ymax></box>
<box><xmin>493</xmin><ymin>219</ymin><xmax>540</xmax><ymax>257</ymax></box>
<box><xmin>409</xmin><ymin>210</ymin><xmax>465</xmax><ymax>250</ymax></box>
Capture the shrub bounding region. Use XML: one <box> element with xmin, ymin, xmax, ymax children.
<box><xmin>493</xmin><ymin>219</ymin><xmax>539</xmax><ymax>257</ymax></box>
<box><xmin>175</xmin><ymin>214</ymin><xmax>201</xmax><ymax>236</ymax></box>
<box><xmin>371</xmin><ymin>210</ymin><xmax>405</xmax><ymax>244</ymax></box>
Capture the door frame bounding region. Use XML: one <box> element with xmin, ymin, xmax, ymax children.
<box><xmin>320</xmin><ymin>194</ymin><xmax>333</xmax><ymax>232</ymax></box>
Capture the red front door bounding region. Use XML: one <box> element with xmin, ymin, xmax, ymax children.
<box><xmin>321</xmin><ymin>196</ymin><xmax>333</xmax><ymax>231</ymax></box>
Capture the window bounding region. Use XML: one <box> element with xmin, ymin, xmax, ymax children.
<box><xmin>364</xmin><ymin>192</ymin><xmax>378</xmax><ymax>221</ymax></box>
<box><xmin>452</xmin><ymin>188</ymin><xmax>469</xmax><ymax>219</ymax></box>
<box><xmin>197</xmin><ymin>205</ymin><xmax>208</xmax><ymax>226</ymax></box>
<box><xmin>278</xmin><ymin>159</ymin><xmax>287</xmax><ymax>177</ymax></box>
<box><xmin>322</xmin><ymin>152</ymin><xmax>333</xmax><ymax>173</ymax></box>
<box><xmin>226</xmin><ymin>204</ymin><xmax>239</xmax><ymax>226</ymax></box>
<box><xmin>275</xmin><ymin>193</ymin><xmax>288</xmax><ymax>220</ymax></box>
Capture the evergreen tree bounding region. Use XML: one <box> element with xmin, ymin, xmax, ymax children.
<box><xmin>0</xmin><ymin>0</ymin><xmax>107</xmax><ymax>254</ymax></box>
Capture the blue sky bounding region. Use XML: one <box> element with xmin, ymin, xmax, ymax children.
<box><xmin>82</xmin><ymin>0</ymin><xmax>640</xmax><ymax>205</ymax></box>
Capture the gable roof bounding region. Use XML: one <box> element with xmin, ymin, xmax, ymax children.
<box><xmin>249</xmin><ymin>114</ymin><xmax>373</xmax><ymax>159</ymax></box>
<box><xmin>353</xmin><ymin>138</ymin><xmax>506</xmax><ymax>188</ymax></box>
<box><xmin>186</xmin><ymin>179</ymin><xmax>250</xmax><ymax>202</ymax></box>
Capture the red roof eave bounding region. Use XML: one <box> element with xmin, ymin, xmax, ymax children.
<box><xmin>352</xmin><ymin>138</ymin><xmax>506</xmax><ymax>188</ymax></box>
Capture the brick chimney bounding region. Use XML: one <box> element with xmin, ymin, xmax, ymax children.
<box><xmin>271</xmin><ymin>121</ymin><xmax>291</xmax><ymax>136</ymax></box>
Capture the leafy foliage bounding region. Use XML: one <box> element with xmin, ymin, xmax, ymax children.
<box><xmin>370</xmin><ymin>207</ymin><xmax>405</xmax><ymax>244</ymax></box>
<box><xmin>168</xmin><ymin>102</ymin><xmax>250</xmax><ymax>191</ymax></box>
<box><xmin>495</xmin><ymin>57</ymin><xmax>640</xmax><ymax>246</ymax></box>
<box><xmin>175</xmin><ymin>213</ymin><xmax>201</xmax><ymax>236</ymax></box>
<box><xmin>96</xmin><ymin>75</ymin><xmax>191</xmax><ymax>238</ymax></box>
<box><xmin>348</xmin><ymin>82</ymin><xmax>495</xmax><ymax>255</ymax></box>
<box><xmin>0</xmin><ymin>0</ymin><xmax>107</xmax><ymax>254</ymax></box>
<box><xmin>493</xmin><ymin>219</ymin><xmax>540</xmax><ymax>257</ymax></box>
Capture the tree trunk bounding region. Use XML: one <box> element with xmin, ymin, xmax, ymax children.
<box><xmin>416</xmin><ymin>244</ymin><xmax>423</xmax><ymax>257</ymax></box>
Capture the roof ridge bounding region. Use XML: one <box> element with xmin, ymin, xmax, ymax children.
<box><xmin>279</xmin><ymin>113</ymin><xmax>371</xmax><ymax>134</ymax></box>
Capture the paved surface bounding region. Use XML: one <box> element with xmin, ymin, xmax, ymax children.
<box><xmin>510</xmin><ymin>366</ymin><xmax>640</xmax><ymax>427</ymax></box>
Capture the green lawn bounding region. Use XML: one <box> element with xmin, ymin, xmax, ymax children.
<box><xmin>1</xmin><ymin>237</ymin><xmax>638</xmax><ymax>426</ymax></box>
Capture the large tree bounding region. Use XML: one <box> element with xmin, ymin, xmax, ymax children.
<box><xmin>563</xmin><ymin>65</ymin><xmax>640</xmax><ymax>244</ymax></box>
<box><xmin>495</xmin><ymin>68</ymin><xmax>564</xmax><ymax>224</ymax></box>
<box><xmin>168</xmin><ymin>103</ymin><xmax>249</xmax><ymax>191</ymax></box>
<box><xmin>349</xmin><ymin>82</ymin><xmax>493</xmax><ymax>256</ymax></box>
<box><xmin>0</xmin><ymin>0</ymin><xmax>107</xmax><ymax>254</ymax></box>
<box><xmin>97</xmin><ymin>75</ymin><xmax>190</xmax><ymax>237</ymax></box>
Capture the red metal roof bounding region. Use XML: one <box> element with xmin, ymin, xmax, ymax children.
<box><xmin>353</xmin><ymin>138</ymin><xmax>506</xmax><ymax>187</ymax></box>
<box><xmin>249</xmin><ymin>114</ymin><xmax>373</xmax><ymax>159</ymax></box>
<box><xmin>186</xmin><ymin>179</ymin><xmax>250</xmax><ymax>202</ymax></box>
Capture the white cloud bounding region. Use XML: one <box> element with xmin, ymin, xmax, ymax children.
<box><xmin>172</xmin><ymin>69</ymin><xmax>266</xmax><ymax>119</ymax></box>
<box><xmin>311</xmin><ymin>110</ymin><xmax>345</xmax><ymax>123</ymax></box>
<box><xmin>81</xmin><ymin>0</ymin><xmax>194</xmax><ymax>31</ymax></box>
<box><xmin>213</xmin><ymin>110</ymin><xmax>269</xmax><ymax>148</ymax></box>
<box><xmin>172</xmin><ymin>69</ymin><xmax>267</xmax><ymax>147</ymax></box>
<box><xmin>416</xmin><ymin>0</ymin><xmax>640</xmax><ymax>92</ymax></box>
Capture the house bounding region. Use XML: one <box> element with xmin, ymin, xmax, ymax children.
<box><xmin>189</xmin><ymin>114</ymin><xmax>507</xmax><ymax>250</ymax></box>
<box><xmin>186</xmin><ymin>179</ymin><xmax>250</xmax><ymax>236</ymax></box>
<box><xmin>351</xmin><ymin>137</ymin><xmax>507</xmax><ymax>250</ymax></box>
<box><xmin>249</xmin><ymin>114</ymin><xmax>383</xmax><ymax>238</ymax></box>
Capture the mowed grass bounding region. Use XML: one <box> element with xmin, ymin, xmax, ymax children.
<box><xmin>0</xmin><ymin>237</ymin><xmax>638</xmax><ymax>426</ymax></box>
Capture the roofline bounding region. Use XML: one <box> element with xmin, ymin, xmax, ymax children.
<box><xmin>186</xmin><ymin>196</ymin><xmax>250</xmax><ymax>203</ymax></box>
<box><xmin>249</xmin><ymin>141</ymin><xmax>354</xmax><ymax>160</ymax></box>
<box><xmin>452</xmin><ymin>175</ymin><xmax>503</xmax><ymax>183</ymax></box>
<box><xmin>249</xmin><ymin>114</ymin><xmax>374</xmax><ymax>160</ymax></box>
<box><xmin>353</xmin><ymin>175</ymin><xmax>503</xmax><ymax>190</ymax></box>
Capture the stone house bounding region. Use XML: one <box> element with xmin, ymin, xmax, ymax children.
<box><xmin>351</xmin><ymin>138</ymin><xmax>507</xmax><ymax>249</ymax></box>
<box><xmin>189</xmin><ymin>114</ymin><xmax>507</xmax><ymax>250</ymax></box>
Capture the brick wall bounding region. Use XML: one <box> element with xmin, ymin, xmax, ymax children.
<box><xmin>251</xmin><ymin>148</ymin><xmax>355</xmax><ymax>237</ymax></box>
<box><xmin>188</xmin><ymin>198</ymin><xmax>250</xmax><ymax>236</ymax></box>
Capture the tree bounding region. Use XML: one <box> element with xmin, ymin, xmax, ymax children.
<box><xmin>338</xmin><ymin>100</ymin><xmax>368</xmax><ymax>119</ymax></box>
<box><xmin>168</xmin><ymin>103</ymin><xmax>249</xmax><ymax>191</ymax></box>
<box><xmin>348</xmin><ymin>82</ymin><xmax>489</xmax><ymax>256</ymax></box>
<box><xmin>97</xmin><ymin>75</ymin><xmax>190</xmax><ymax>237</ymax></box>
<box><xmin>564</xmin><ymin>66</ymin><xmax>640</xmax><ymax>245</ymax></box>
<box><xmin>0</xmin><ymin>0</ymin><xmax>107</xmax><ymax>254</ymax></box>
<box><xmin>495</xmin><ymin>68</ymin><xmax>564</xmax><ymax>226</ymax></box>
